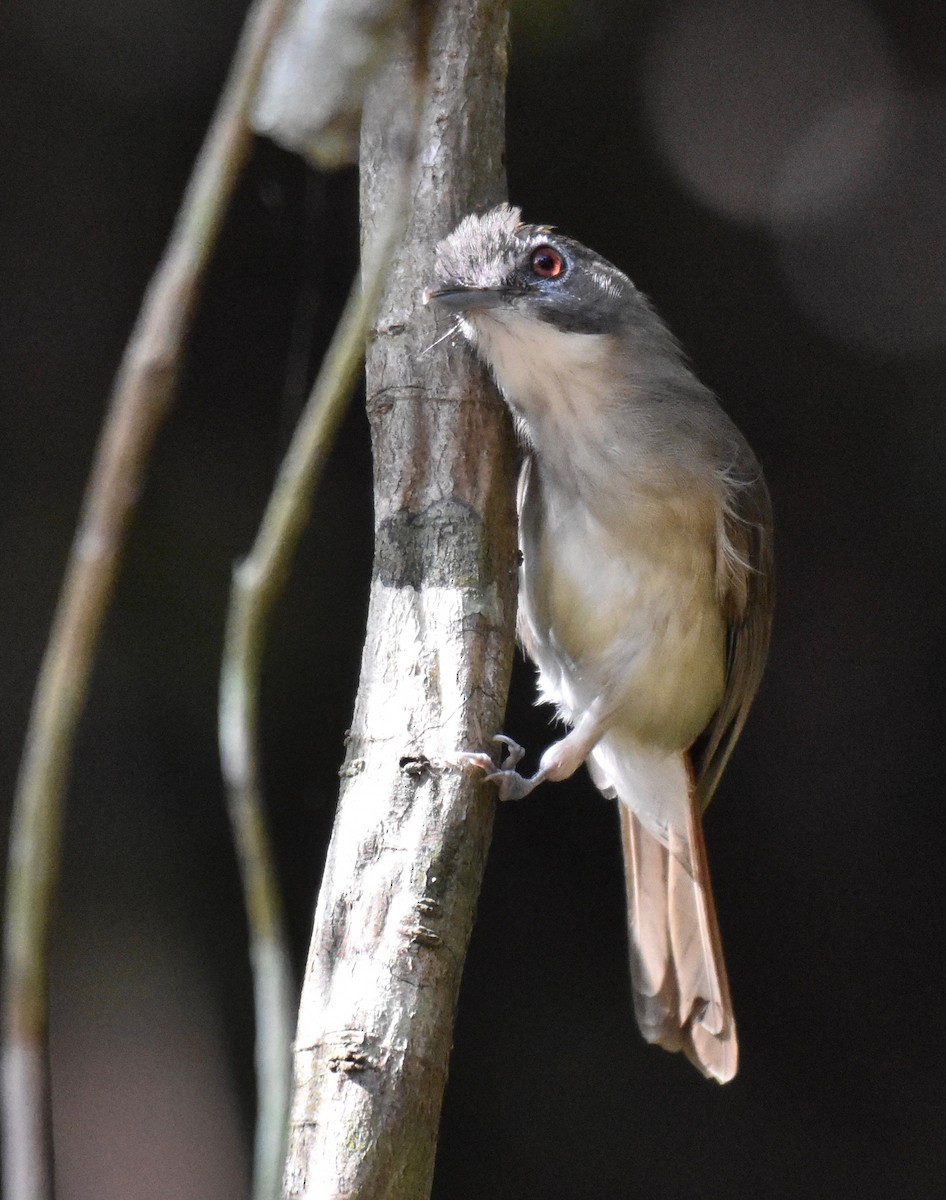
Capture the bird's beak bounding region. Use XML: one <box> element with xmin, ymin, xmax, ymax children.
<box><xmin>423</xmin><ymin>284</ymin><xmax>515</xmax><ymax>311</ymax></box>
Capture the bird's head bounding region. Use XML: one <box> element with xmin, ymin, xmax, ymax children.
<box><xmin>425</xmin><ymin>204</ymin><xmax>637</xmax><ymax>338</ymax></box>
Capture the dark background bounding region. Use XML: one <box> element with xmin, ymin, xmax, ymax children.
<box><xmin>3</xmin><ymin>0</ymin><xmax>946</xmax><ymax>1196</ymax></box>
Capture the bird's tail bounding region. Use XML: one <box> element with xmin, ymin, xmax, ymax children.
<box><xmin>604</xmin><ymin>749</ymin><xmax>737</xmax><ymax>1083</ymax></box>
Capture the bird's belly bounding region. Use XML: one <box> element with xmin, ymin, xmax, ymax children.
<box><xmin>521</xmin><ymin>511</ymin><xmax>726</xmax><ymax>752</ymax></box>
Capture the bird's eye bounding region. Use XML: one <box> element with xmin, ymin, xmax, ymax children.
<box><xmin>529</xmin><ymin>245</ymin><xmax>565</xmax><ymax>279</ymax></box>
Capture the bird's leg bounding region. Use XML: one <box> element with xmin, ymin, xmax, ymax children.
<box><xmin>461</xmin><ymin>710</ymin><xmax>609</xmax><ymax>802</ymax></box>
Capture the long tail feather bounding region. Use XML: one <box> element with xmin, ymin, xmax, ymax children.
<box><xmin>616</xmin><ymin>754</ymin><xmax>737</xmax><ymax>1083</ymax></box>
<box><xmin>618</xmin><ymin>805</ymin><xmax>681</xmax><ymax>1049</ymax></box>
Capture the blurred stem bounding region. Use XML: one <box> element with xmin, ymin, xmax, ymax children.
<box><xmin>1</xmin><ymin>2</ymin><xmax>291</xmax><ymax>1198</ymax></box>
<box><xmin>218</xmin><ymin>146</ymin><xmax>414</xmax><ymax>1200</ymax></box>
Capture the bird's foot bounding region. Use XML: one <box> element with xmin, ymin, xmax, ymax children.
<box><xmin>490</xmin><ymin>734</ymin><xmax>526</xmax><ymax>770</ymax></box>
<box><xmin>457</xmin><ymin>735</ymin><xmax>548</xmax><ymax>801</ymax></box>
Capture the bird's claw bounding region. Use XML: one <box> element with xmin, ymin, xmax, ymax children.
<box><xmin>483</xmin><ymin>768</ymin><xmax>542</xmax><ymax>802</ymax></box>
<box><xmin>456</xmin><ymin>751</ymin><xmax>496</xmax><ymax>774</ymax></box>
<box><xmin>456</xmin><ymin>735</ymin><xmax>539</xmax><ymax>801</ymax></box>
<box><xmin>491</xmin><ymin>734</ymin><xmax>525</xmax><ymax>770</ymax></box>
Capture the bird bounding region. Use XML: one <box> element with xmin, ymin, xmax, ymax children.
<box><xmin>425</xmin><ymin>204</ymin><xmax>773</xmax><ymax>1083</ymax></box>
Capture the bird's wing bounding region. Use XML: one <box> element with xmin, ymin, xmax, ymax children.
<box><xmin>697</xmin><ymin>462</ymin><xmax>774</xmax><ymax>807</ymax></box>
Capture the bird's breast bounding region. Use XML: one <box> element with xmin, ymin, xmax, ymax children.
<box><xmin>519</xmin><ymin>476</ymin><xmax>727</xmax><ymax>752</ymax></box>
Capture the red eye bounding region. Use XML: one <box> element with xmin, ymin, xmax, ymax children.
<box><xmin>529</xmin><ymin>245</ymin><xmax>564</xmax><ymax>279</ymax></box>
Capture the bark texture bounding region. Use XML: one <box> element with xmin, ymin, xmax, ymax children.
<box><xmin>283</xmin><ymin>2</ymin><xmax>514</xmax><ymax>1197</ymax></box>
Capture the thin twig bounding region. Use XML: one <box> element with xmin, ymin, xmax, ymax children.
<box><xmin>2</xmin><ymin>2</ymin><xmax>291</xmax><ymax>1197</ymax></box>
<box><xmin>218</xmin><ymin>101</ymin><xmax>417</xmax><ymax>1200</ymax></box>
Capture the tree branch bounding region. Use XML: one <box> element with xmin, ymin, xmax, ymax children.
<box><xmin>2</xmin><ymin>2</ymin><xmax>291</xmax><ymax>1196</ymax></box>
<box><xmin>219</xmin><ymin>143</ymin><xmax>416</xmax><ymax>1200</ymax></box>
<box><xmin>283</xmin><ymin>1</ymin><xmax>516</xmax><ymax>1195</ymax></box>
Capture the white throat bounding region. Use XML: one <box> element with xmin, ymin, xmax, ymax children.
<box><xmin>463</xmin><ymin>309</ymin><xmax>615</xmax><ymax>446</ymax></box>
